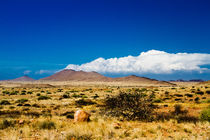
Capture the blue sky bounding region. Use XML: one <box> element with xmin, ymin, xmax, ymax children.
<box><xmin>0</xmin><ymin>0</ymin><xmax>210</xmax><ymax>80</ymax></box>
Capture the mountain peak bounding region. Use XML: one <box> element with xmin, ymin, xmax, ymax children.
<box><xmin>12</xmin><ymin>76</ymin><xmax>35</xmax><ymax>81</ymax></box>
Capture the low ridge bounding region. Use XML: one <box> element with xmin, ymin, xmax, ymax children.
<box><xmin>40</xmin><ymin>69</ymin><xmax>175</xmax><ymax>86</ymax></box>
<box><xmin>11</xmin><ymin>75</ymin><xmax>35</xmax><ymax>81</ymax></box>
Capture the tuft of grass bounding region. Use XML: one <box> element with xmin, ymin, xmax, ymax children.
<box><xmin>200</xmin><ymin>108</ymin><xmax>210</xmax><ymax>122</ymax></box>
<box><xmin>38</xmin><ymin>120</ymin><xmax>56</xmax><ymax>129</ymax></box>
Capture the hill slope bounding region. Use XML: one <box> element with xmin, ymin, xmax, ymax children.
<box><xmin>41</xmin><ymin>69</ymin><xmax>111</xmax><ymax>81</ymax></box>
<box><xmin>41</xmin><ymin>69</ymin><xmax>175</xmax><ymax>86</ymax></box>
<box><xmin>11</xmin><ymin>76</ymin><xmax>35</xmax><ymax>81</ymax></box>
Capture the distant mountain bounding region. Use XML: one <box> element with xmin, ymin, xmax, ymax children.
<box><xmin>41</xmin><ymin>69</ymin><xmax>111</xmax><ymax>81</ymax></box>
<box><xmin>41</xmin><ymin>69</ymin><xmax>175</xmax><ymax>86</ymax></box>
<box><xmin>170</xmin><ymin>79</ymin><xmax>204</xmax><ymax>82</ymax></box>
<box><xmin>11</xmin><ymin>75</ymin><xmax>35</xmax><ymax>81</ymax></box>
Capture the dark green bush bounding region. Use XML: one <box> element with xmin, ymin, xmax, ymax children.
<box><xmin>206</xmin><ymin>90</ymin><xmax>210</xmax><ymax>94</ymax></box>
<box><xmin>153</xmin><ymin>98</ymin><xmax>162</xmax><ymax>103</ymax></box>
<box><xmin>184</xmin><ymin>93</ymin><xmax>193</xmax><ymax>97</ymax></box>
<box><xmin>0</xmin><ymin>100</ymin><xmax>11</xmax><ymax>105</ymax></box>
<box><xmin>196</xmin><ymin>91</ymin><xmax>204</xmax><ymax>95</ymax></box>
<box><xmin>72</xmin><ymin>94</ymin><xmax>81</xmax><ymax>98</ymax></box>
<box><xmin>38</xmin><ymin>95</ymin><xmax>51</xmax><ymax>100</ymax></box>
<box><xmin>15</xmin><ymin>98</ymin><xmax>28</xmax><ymax>104</ymax></box>
<box><xmin>75</xmin><ymin>99</ymin><xmax>96</xmax><ymax>106</ymax></box>
<box><xmin>10</xmin><ymin>91</ymin><xmax>19</xmax><ymax>95</ymax></box>
<box><xmin>102</xmin><ymin>92</ymin><xmax>155</xmax><ymax>121</ymax></box>
<box><xmin>92</xmin><ymin>94</ymin><xmax>99</xmax><ymax>99</ymax></box>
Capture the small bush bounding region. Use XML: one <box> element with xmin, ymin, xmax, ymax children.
<box><xmin>62</xmin><ymin>111</ymin><xmax>75</xmax><ymax>119</ymax></box>
<box><xmin>72</xmin><ymin>94</ymin><xmax>81</xmax><ymax>98</ymax></box>
<box><xmin>200</xmin><ymin>108</ymin><xmax>210</xmax><ymax>122</ymax></box>
<box><xmin>27</xmin><ymin>91</ymin><xmax>33</xmax><ymax>94</ymax></box>
<box><xmin>0</xmin><ymin>100</ymin><xmax>11</xmax><ymax>105</ymax></box>
<box><xmin>62</xmin><ymin>93</ymin><xmax>70</xmax><ymax>98</ymax></box>
<box><xmin>174</xmin><ymin>94</ymin><xmax>183</xmax><ymax>97</ymax></box>
<box><xmin>75</xmin><ymin>99</ymin><xmax>96</xmax><ymax>106</ymax></box>
<box><xmin>0</xmin><ymin>119</ymin><xmax>14</xmax><ymax>129</ymax></box>
<box><xmin>196</xmin><ymin>91</ymin><xmax>204</xmax><ymax>95</ymax></box>
<box><xmin>172</xmin><ymin>104</ymin><xmax>188</xmax><ymax>115</ymax></box>
<box><xmin>194</xmin><ymin>97</ymin><xmax>200</xmax><ymax>103</ymax></box>
<box><xmin>38</xmin><ymin>120</ymin><xmax>56</xmax><ymax>129</ymax></box>
<box><xmin>36</xmin><ymin>93</ymin><xmax>41</xmax><ymax>96</ymax></box>
<box><xmin>15</xmin><ymin>98</ymin><xmax>28</xmax><ymax>104</ymax></box>
<box><xmin>184</xmin><ymin>93</ymin><xmax>193</xmax><ymax>97</ymax></box>
<box><xmin>153</xmin><ymin>98</ymin><xmax>162</xmax><ymax>103</ymax></box>
<box><xmin>102</xmin><ymin>92</ymin><xmax>155</xmax><ymax>121</ymax></box>
<box><xmin>38</xmin><ymin>96</ymin><xmax>51</xmax><ymax>100</ymax></box>
<box><xmin>10</xmin><ymin>91</ymin><xmax>18</xmax><ymax>95</ymax></box>
<box><xmin>206</xmin><ymin>90</ymin><xmax>210</xmax><ymax>94</ymax></box>
<box><xmin>2</xmin><ymin>91</ymin><xmax>10</xmax><ymax>95</ymax></box>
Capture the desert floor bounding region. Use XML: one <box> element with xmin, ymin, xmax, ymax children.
<box><xmin>0</xmin><ymin>81</ymin><xmax>209</xmax><ymax>140</ymax></box>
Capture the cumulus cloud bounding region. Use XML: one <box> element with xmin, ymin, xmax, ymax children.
<box><xmin>23</xmin><ymin>70</ymin><xmax>31</xmax><ymax>75</ymax></box>
<box><xmin>65</xmin><ymin>50</ymin><xmax>210</xmax><ymax>74</ymax></box>
<box><xmin>35</xmin><ymin>70</ymin><xmax>57</xmax><ymax>75</ymax></box>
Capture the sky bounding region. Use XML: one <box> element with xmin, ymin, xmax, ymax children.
<box><xmin>0</xmin><ymin>0</ymin><xmax>210</xmax><ymax>80</ymax></box>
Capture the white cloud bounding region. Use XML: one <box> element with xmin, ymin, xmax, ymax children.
<box><xmin>23</xmin><ymin>70</ymin><xmax>31</xmax><ymax>75</ymax></box>
<box><xmin>65</xmin><ymin>50</ymin><xmax>210</xmax><ymax>74</ymax></box>
<box><xmin>35</xmin><ymin>70</ymin><xmax>57</xmax><ymax>75</ymax></box>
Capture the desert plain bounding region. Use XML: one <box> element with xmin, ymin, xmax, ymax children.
<box><xmin>0</xmin><ymin>80</ymin><xmax>209</xmax><ymax>140</ymax></box>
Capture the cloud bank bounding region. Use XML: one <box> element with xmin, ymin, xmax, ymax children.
<box><xmin>65</xmin><ymin>50</ymin><xmax>210</xmax><ymax>74</ymax></box>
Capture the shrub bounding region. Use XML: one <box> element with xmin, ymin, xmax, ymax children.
<box><xmin>38</xmin><ymin>96</ymin><xmax>51</xmax><ymax>100</ymax></box>
<box><xmin>72</xmin><ymin>94</ymin><xmax>81</xmax><ymax>98</ymax></box>
<box><xmin>27</xmin><ymin>91</ymin><xmax>33</xmax><ymax>94</ymax></box>
<box><xmin>0</xmin><ymin>100</ymin><xmax>11</xmax><ymax>105</ymax></box>
<box><xmin>206</xmin><ymin>90</ymin><xmax>210</xmax><ymax>94</ymax></box>
<box><xmin>92</xmin><ymin>94</ymin><xmax>99</xmax><ymax>99</ymax></box>
<box><xmin>194</xmin><ymin>97</ymin><xmax>200</xmax><ymax>103</ymax></box>
<box><xmin>57</xmin><ymin>89</ymin><xmax>63</xmax><ymax>92</ymax></box>
<box><xmin>200</xmin><ymin>108</ymin><xmax>210</xmax><ymax>122</ymax></box>
<box><xmin>196</xmin><ymin>91</ymin><xmax>204</xmax><ymax>95</ymax></box>
<box><xmin>62</xmin><ymin>111</ymin><xmax>75</xmax><ymax>119</ymax></box>
<box><xmin>184</xmin><ymin>93</ymin><xmax>193</xmax><ymax>97</ymax></box>
<box><xmin>75</xmin><ymin>99</ymin><xmax>96</xmax><ymax>106</ymax></box>
<box><xmin>174</xmin><ymin>94</ymin><xmax>183</xmax><ymax>97</ymax></box>
<box><xmin>36</xmin><ymin>93</ymin><xmax>41</xmax><ymax>96</ymax></box>
<box><xmin>2</xmin><ymin>91</ymin><xmax>10</xmax><ymax>95</ymax></box>
<box><xmin>10</xmin><ymin>91</ymin><xmax>18</xmax><ymax>95</ymax></box>
<box><xmin>172</xmin><ymin>104</ymin><xmax>188</xmax><ymax>115</ymax></box>
<box><xmin>15</xmin><ymin>98</ymin><xmax>28</xmax><ymax>104</ymax></box>
<box><xmin>102</xmin><ymin>92</ymin><xmax>155</xmax><ymax>121</ymax></box>
<box><xmin>0</xmin><ymin>119</ymin><xmax>14</xmax><ymax>129</ymax></box>
<box><xmin>38</xmin><ymin>120</ymin><xmax>56</xmax><ymax>129</ymax></box>
<box><xmin>62</xmin><ymin>93</ymin><xmax>70</xmax><ymax>98</ymax></box>
<box><xmin>153</xmin><ymin>98</ymin><xmax>162</xmax><ymax>103</ymax></box>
